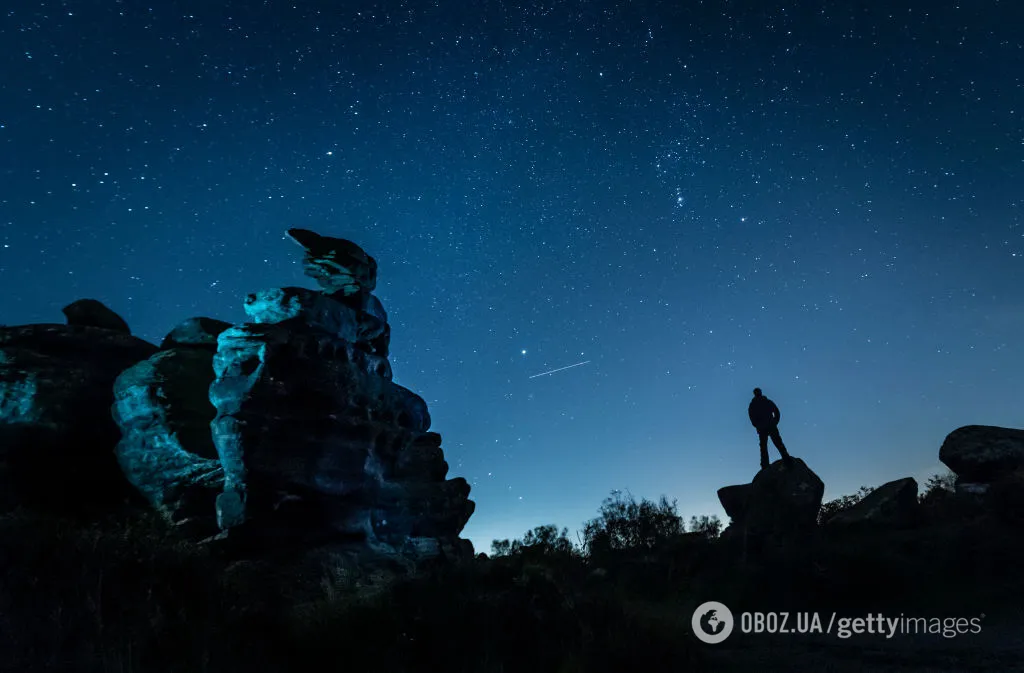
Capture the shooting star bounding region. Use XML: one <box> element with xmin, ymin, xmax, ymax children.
<box><xmin>528</xmin><ymin>360</ymin><xmax>591</xmax><ymax>379</ymax></box>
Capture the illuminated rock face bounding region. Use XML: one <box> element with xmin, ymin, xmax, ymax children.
<box><xmin>0</xmin><ymin>236</ymin><xmax>473</xmax><ymax>561</ymax></box>
<box><xmin>112</xmin><ymin>345</ymin><xmax>225</xmax><ymax>535</ymax></box>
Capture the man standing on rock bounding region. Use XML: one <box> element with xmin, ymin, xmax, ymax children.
<box><xmin>748</xmin><ymin>388</ymin><xmax>794</xmax><ymax>470</ymax></box>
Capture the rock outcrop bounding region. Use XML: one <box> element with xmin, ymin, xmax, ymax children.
<box><xmin>938</xmin><ymin>425</ymin><xmax>1024</xmax><ymax>520</ymax></box>
<box><xmin>208</xmin><ymin>233</ymin><xmax>472</xmax><ymax>560</ymax></box>
<box><xmin>62</xmin><ymin>298</ymin><xmax>132</xmax><ymax>334</ymax></box>
<box><xmin>112</xmin><ymin>346</ymin><xmax>224</xmax><ymax>536</ymax></box>
<box><xmin>746</xmin><ymin>459</ymin><xmax>824</xmax><ymax>538</ymax></box>
<box><xmin>108</xmin><ymin>230</ymin><xmax>475</xmax><ymax>564</ymax></box>
<box><xmin>716</xmin><ymin>484</ymin><xmax>751</xmax><ymax>524</ymax></box>
<box><xmin>825</xmin><ymin>477</ymin><xmax>920</xmax><ymax>529</ymax></box>
<box><xmin>718</xmin><ymin>458</ymin><xmax>824</xmax><ymax>553</ymax></box>
<box><xmin>160</xmin><ymin>317</ymin><xmax>232</xmax><ymax>350</ymax></box>
<box><xmin>939</xmin><ymin>425</ymin><xmax>1024</xmax><ymax>483</ymax></box>
<box><xmin>989</xmin><ymin>469</ymin><xmax>1024</xmax><ymax>526</ymax></box>
<box><xmin>0</xmin><ymin>304</ymin><xmax>157</xmax><ymax>512</ymax></box>
<box><xmin>287</xmin><ymin>227</ymin><xmax>378</xmax><ymax>296</ymax></box>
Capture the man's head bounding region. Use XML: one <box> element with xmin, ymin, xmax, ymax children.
<box><xmin>752</xmin><ymin>387</ymin><xmax>762</xmax><ymax>397</ymax></box>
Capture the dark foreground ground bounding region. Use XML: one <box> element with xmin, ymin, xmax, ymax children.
<box><xmin>2</xmin><ymin>504</ymin><xmax>1023</xmax><ymax>673</ymax></box>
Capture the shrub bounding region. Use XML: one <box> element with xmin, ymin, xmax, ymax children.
<box><xmin>582</xmin><ymin>491</ymin><xmax>684</xmax><ymax>557</ymax></box>
<box><xmin>688</xmin><ymin>514</ymin><xmax>722</xmax><ymax>539</ymax></box>
<box><xmin>920</xmin><ymin>471</ymin><xmax>956</xmax><ymax>501</ymax></box>
<box><xmin>490</xmin><ymin>524</ymin><xmax>579</xmax><ymax>558</ymax></box>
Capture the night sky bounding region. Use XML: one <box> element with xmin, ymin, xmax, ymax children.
<box><xmin>2</xmin><ymin>1</ymin><xmax>1022</xmax><ymax>552</ymax></box>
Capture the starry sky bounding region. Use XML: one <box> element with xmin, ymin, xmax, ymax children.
<box><xmin>2</xmin><ymin>0</ymin><xmax>1022</xmax><ymax>552</ymax></box>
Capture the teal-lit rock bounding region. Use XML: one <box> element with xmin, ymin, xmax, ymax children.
<box><xmin>242</xmin><ymin>286</ymin><xmax>390</xmax><ymax>356</ymax></box>
<box><xmin>208</xmin><ymin>323</ymin><xmax>433</xmax><ymax>504</ymax></box>
<box><xmin>112</xmin><ymin>348</ymin><xmax>224</xmax><ymax>527</ymax></box>
<box><xmin>202</xmin><ymin>230</ymin><xmax>473</xmax><ymax>560</ymax></box>
<box><xmin>243</xmin><ymin>287</ymin><xmax>359</xmax><ymax>341</ymax></box>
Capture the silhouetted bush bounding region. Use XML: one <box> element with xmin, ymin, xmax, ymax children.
<box><xmin>920</xmin><ymin>471</ymin><xmax>956</xmax><ymax>500</ymax></box>
<box><xmin>581</xmin><ymin>490</ymin><xmax>685</xmax><ymax>567</ymax></box>
<box><xmin>688</xmin><ymin>514</ymin><xmax>722</xmax><ymax>539</ymax></box>
<box><xmin>491</xmin><ymin>524</ymin><xmax>579</xmax><ymax>559</ymax></box>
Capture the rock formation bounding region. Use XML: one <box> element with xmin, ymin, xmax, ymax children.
<box><xmin>287</xmin><ymin>227</ymin><xmax>378</xmax><ymax>295</ymax></box>
<box><xmin>939</xmin><ymin>425</ymin><xmax>1024</xmax><ymax>524</ymax></box>
<box><xmin>716</xmin><ymin>484</ymin><xmax>750</xmax><ymax>524</ymax></box>
<box><xmin>825</xmin><ymin>477</ymin><xmax>920</xmax><ymax>529</ymax></box>
<box><xmin>112</xmin><ymin>324</ymin><xmax>227</xmax><ymax>537</ymax></box>
<box><xmin>717</xmin><ymin>458</ymin><xmax>824</xmax><ymax>555</ymax></box>
<box><xmin>109</xmin><ymin>230</ymin><xmax>475</xmax><ymax>563</ymax></box>
<box><xmin>160</xmin><ymin>316</ymin><xmax>233</xmax><ymax>350</ymax></box>
<box><xmin>0</xmin><ymin>301</ymin><xmax>157</xmax><ymax>512</ymax></box>
<box><xmin>62</xmin><ymin>298</ymin><xmax>132</xmax><ymax>334</ymax></box>
<box><xmin>988</xmin><ymin>469</ymin><xmax>1024</xmax><ymax>526</ymax></box>
<box><xmin>939</xmin><ymin>425</ymin><xmax>1024</xmax><ymax>487</ymax></box>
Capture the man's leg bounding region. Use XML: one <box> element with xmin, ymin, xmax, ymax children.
<box><xmin>769</xmin><ymin>428</ymin><xmax>793</xmax><ymax>464</ymax></box>
<box><xmin>758</xmin><ymin>431</ymin><xmax>770</xmax><ymax>469</ymax></box>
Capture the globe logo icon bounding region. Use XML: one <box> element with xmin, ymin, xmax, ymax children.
<box><xmin>692</xmin><ymin>601</ymin><xmax>734</xmax><ymax>644</ymax></box>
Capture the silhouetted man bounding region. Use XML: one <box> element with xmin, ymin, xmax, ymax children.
<box><xmin>748</xmin><ymin>387</ymin><xmax>793</xmax><ymax>470</ymax></box>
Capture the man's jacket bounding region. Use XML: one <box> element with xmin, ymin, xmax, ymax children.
<box><xmin>748</xmin><ymin>396</ymin><xmax>781</xmax><ymax>431</ymax></box>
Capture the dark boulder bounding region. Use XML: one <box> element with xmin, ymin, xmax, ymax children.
<box><xmin>826</xmin><ymin>477</ymin><xmax>920</xmax><ymax>529</ymax></box>
<box><xmin>988</xmin><ymin>469</ymin><xmax>1024</xmax><ymax>527</ymax></box>
<box><xmin>0</xmin><ymin>324</ymin><xmax>157</xmax><ymax>512</ymax></box>
<box><xmin>286</xmin><ymin>228</ymin><xmax>377</xmax><ymax>295</ymax></box>
<box><xmin>715</xmin><ymin>458</ymin><xmax>824</xmax><ymax>561</ymax></box>
<box><xmin>160</xmin><ymin>317</ymin><xmax>232</xmax><ymax>350</ymax></box>
<box><xmin>717</xmin><ymin>484</ymin><xmax>752</xmax><ymax>523</ymax></box>
<box><xmin>939</xmin><ymin>425</ymin><xmax>1024</xmax><ymax>483</ymax></box>
<box><xmin>744</xmin><ymin>458</ymin><xmax>825</xmax><ymax>544</ymax></box>
<box><xmin>62</xmin><ymin>298</ymin><xmax>131</xmax><ymax>334</ymax></box>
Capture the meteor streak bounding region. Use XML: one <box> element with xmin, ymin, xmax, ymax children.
<box><xmin>528</xmin><ymin>360</ymin><xmax>591</xmax><ymax>379</ymax></box>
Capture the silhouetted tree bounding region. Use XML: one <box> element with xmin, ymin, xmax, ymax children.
<box><xmin>917</xmin><ymin>470</ymin><xmax>959</xmax><ymax>520</ymax></box>
<box><xmin>920</xmin><ymin>471</ymin><xmax>956</xmax><ymax>501</ymax></box>
<box><xmin>582</xmin><ymin>490</ymin><xmax>684</xmax><ymax>556</ymax></box>
<box><xmin>688</xmin><ymin>514</ymin><xmax>722</xmax><ymax>539</ymax></box>
<box><xmin>491</xmin><ymin>524</ymin><xmax>577</xmax><ymax>558</ymax></box>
